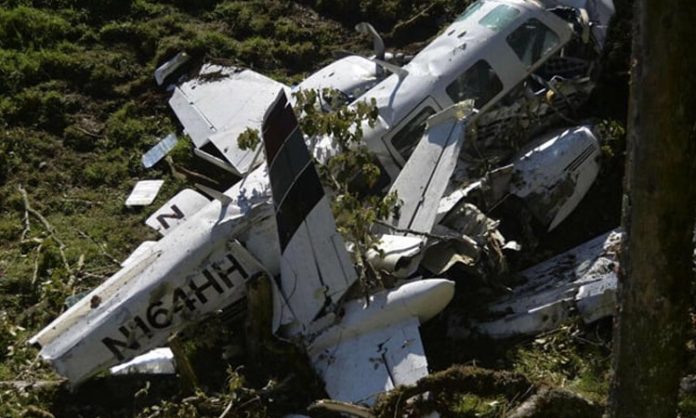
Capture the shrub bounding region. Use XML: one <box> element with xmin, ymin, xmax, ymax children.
<box><xmin>0</xmin><ymin>6</ymin><xmax>76</xmax><ymax>49</ymax></box>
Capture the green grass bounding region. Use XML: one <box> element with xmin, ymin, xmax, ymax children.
<box><xmin>511</xmin><ymin>323</ymin><xmax>612</xmax><ymax>404</ymax></box>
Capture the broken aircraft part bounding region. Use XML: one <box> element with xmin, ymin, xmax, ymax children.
<box><xmin>509</xmin><ymin>125</ymin><xmax>601</xmax><ymax>231</ymax></box>
<box><xmin>448</xmin><ymin>230</ymin><xmax>621</xmax><ymax>339</ymax></box>
<box><xmin>308</xmin><ymin>279</ymin><xmax>455</xmax><ymax>405</ymax></box>
<box><xmin>109</xmin><ymin>347</ymin><xmax>175</xmax><ymax>375</ymax></box>
<box><xmin>125</xmin><ymin>180</ymin><xmax>165</xmax><ymax>207</ymax></box>
<box><xmin>154</xmin><ymin>51</ymin><xmax>190</xmax><ymax>86</ymax></box>
<box><xmin>365</xmin><ymin>235</ymin><xmax>424</xmax><ymax>279</ymax></box>
<box><xmin>261</xmin><ymin>91</ymin><xmax>455</xmax><ymax>406</ymax></box>
<box><xmin>142</xmin><ymin>133</ymin><xmax>178</xmax><ymax>169</ymax></box>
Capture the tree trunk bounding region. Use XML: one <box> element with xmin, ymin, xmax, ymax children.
<box><xmin>608</xmin><ymin>1</ymin><xmax>696</xmax><ymax>417</ymax></box>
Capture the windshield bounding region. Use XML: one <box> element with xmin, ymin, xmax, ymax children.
<box><xmin>506</xmin><ymin>18</ymin><xmax>560</xmax><ymax>67</ymax></box>
<box><xmin>455</xmin><ymin>0</ymin><xmax>485</xmax><ymax>22</ymax></box>
<box><xmin>479</xmin><ymin>4</ymin><xmax>520</xmax><ymax>32</ymax></box>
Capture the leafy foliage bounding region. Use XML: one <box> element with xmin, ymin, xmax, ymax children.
<box><xmin>290</xmin><ymin>89</ymin><xmax>400</xmax><ymax>289</ymax></box>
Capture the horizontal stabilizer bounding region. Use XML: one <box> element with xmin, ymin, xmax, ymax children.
<box><xmin>311</xmin><ymin>318</ymin><xmax>426</xmax><ymax>405</ymax></box>
<box><xmin>308</xmin><ymin>279</ymin><xmax>455</xmax><ymax>405</ymax></box>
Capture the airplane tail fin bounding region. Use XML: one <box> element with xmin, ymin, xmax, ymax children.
<box><xmin>261</xmin><ymin>91</ymin><xmax>358</xmax><ymax>333</ymax></box>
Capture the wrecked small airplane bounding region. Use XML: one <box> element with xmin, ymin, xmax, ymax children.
<box><xmin>29</xmin><ymin>0</ymin><xmax>617</xmax><ymax>410</ymax></box>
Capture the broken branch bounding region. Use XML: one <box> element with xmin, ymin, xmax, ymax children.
<box><xmin>18</xmin><ymin>185</ymin><xmax>74</xmax><ymax>282</ymax></box>
<box><xmin>77</xmin><ymin>230</ymin><xmax>121</xmax><ymax>266</ymax></box>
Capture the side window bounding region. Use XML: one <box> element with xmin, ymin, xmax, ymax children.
<box><xmin>391</xmin><ymin>107</ymin><xmax>436</xmax><ymax>160</ymax></box>
<box><xmin>478</xmin><ymin>4</ymin><xmax>520</xmax><ymax>32</ymax></box>
<box><xmin>506</xmin><ymin>18</ymin><xmax>560</xmax><ymax>67</ymax></box>
<box><xmin>446</xmin><ymin>60</ymin><xmax>503</xmax><ymax>108</ymax></box>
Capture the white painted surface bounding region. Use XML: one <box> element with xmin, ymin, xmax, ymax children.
<box><xmin>510</xmin><ymin>126</ymin><xmax>601</xmax><ymax>231</ymax></box>
<box><xmin>145</xmin><ymin>189</ymin><xmax>210</xmax><ymax>236</ymax></box>
<box><xmin>308</xmin><ymin>279</ymin><xmax>454</xmax><ymax>405</ymax></box>
<box><xmin>125</xmin><ymin>180</ymin><xmax>165</xmax><ymax>207</ymax></box>
<box><xmin>170</xmin><ymin>65</ymin><xmax>288</xmax><ymax>175</ymax></box>
<box><xmin>110</xmin><ymin>347</ymin><xmax>175</xmax><ymax>375</ymax></box>
<box><xmin>388</xmin><ymin>103</ymin><xmax>472</xmax><ymax>234</ymax></box>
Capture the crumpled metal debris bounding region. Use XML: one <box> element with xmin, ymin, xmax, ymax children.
<box><xmin>422</xmin><ymin>203</ymin><xmax>510</xmax><ymax>278</ymax></box>
<box><xmin>448</xmin><ymin>230</ymin><xmax>621</xmax><ymax>339</ymax></box>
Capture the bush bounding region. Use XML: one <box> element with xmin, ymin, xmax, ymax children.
<box><xmin>0</xmin><ymin>86</ymin><xmax>73</xmax><ymax>134</ymax></box>
<box><xmin>82</xmin><ymin>152</ymin><xmax>130</xmax><ymax>186</ymax></box>
<box><xmin>104</xmin><ymin>102</ymin><xmax>149</xmax><ymax>148</ymax></box>
<box><xmin>0</xmin><ymin>6</ymin><xmax>76</xmax><ymax>49</ymax></box>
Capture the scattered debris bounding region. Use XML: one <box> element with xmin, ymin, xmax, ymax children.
<box><xmin>109</xmin><ymin>348</ymin><xmax>175</xmax><ymax>375</ymax></box>
<box><xmin>142</xmin><ymin>133</ymin><xmax>178</xmax><ymax>169</ymax></box>
<box><xmin>125</xmin><ymin>180</ymin><xmax>165</xmax><ymax>207</ymax></box>
<box><xmin>154</xmin><ymin>52</ymin><xmax>191</xmax><ymax>86</ymax></box>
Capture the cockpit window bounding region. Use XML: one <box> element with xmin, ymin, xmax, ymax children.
<box><xmin>391</xmin><ymin>106</ymin><xmax>436</xmax><ymax>160</ymax></box>
<box><xmin>456</xmin><ymin>0</ymin><xmax>484</xmax><ymax>22</ymax></box>
<box><xmin>446</xmin><ymin>60</ymin><xmax>503</xmax><ymax>108</ymax></box>
<box><xmin>479</xmin><ymin>4</ymin><xmax>520</xmax><ymax>32</ymax></box>
<box><xmin>506</xmin><ymin>18</ymin><xmax>560</xmax><ymax>67</ymax></box>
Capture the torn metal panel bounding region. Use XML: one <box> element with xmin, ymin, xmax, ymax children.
<box><xmin>542</xmin><ymin>0</ymin><xmax>615</xmax><ymax>49</ymax></box>
<box><xmin>125</xmin><ymin>180</ymin><xmax>165</xmax><ymax>207</ymax></box>
<box><xmin>449</xmin><ymin>230</ymin><xmax>621</xmax><ymax>339</ymax></box>
<box><xmin>110</xmin><ymin>347</ymin><xmax>175</xmax><ymax>375</ymax></box>
<box><xmin>142</xmin><ymin>133</ymin><xmax>178</xmax><ymax>169</ymax></box>
<box><xmin>423</xmin><ymin>203</ymin><xmax>508</xmax><ymax>277</ymax></box>
<box><xmin>575</xmin><ymin>271</ymin><xmax>617</xmax><ymax>323</ymax></box>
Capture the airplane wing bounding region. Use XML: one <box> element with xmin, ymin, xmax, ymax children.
<box><xmin>388</xmin><ymin>102</ymin><xmax>473</xmax><ymax>234</ymax></box>
<box><xmin>261</xmin><ymin>90</ymin><xmax>358</xmax><ymax>332</ymax></box>
<box><xmin>170</xmin><ymin>65</ymin><xmax>290</xmax><ymax>176</ymax></box>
